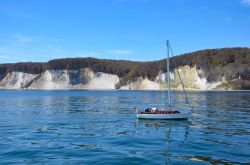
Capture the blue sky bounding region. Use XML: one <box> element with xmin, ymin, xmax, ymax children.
<box><xmin>0</xmin><ymin>0</ymin><xmax>250</xmax><ymax>63</ymax></box>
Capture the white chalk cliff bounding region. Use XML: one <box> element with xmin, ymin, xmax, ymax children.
<box><xmin>0</xmin><ymin>72</ymin><xmax>37</xmax><ymax>89</ymax></box>
<box><xmin>0</xmin><ymin>65</ymin><xmax>229</xmax><ymax>90</ymax></box>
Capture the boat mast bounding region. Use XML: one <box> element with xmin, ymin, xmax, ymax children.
<box><xmin>167</xmin><ymin>40</ymin><xmax>171</xmax><ymax>108</ymax></box>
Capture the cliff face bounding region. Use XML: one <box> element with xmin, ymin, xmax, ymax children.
<box><xmin>0</xmin><ymin>72</ymin><xmax>37</xmax><ymax>89</ymax></box>
<box><xmin>0</xmin><ymin>65</ymin><xmax>234</xmax><ymax>90</ymax></box>
<box><xmin>0</xmin><ymin>47</ymin><xmax>249</xmax><ymax>90</ymax></box>
<box><xmin>28</xmin><ymin>69</ymin><xmax>119</xmax><ymax>89</ymax></box>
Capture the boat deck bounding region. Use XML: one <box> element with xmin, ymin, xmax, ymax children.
<box><xmin>140</xmin><ymin>110</ymin><xmax>180</xmax><ymax>114</ymax></box>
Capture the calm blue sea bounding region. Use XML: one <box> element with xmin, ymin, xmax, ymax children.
<box><xmin>0</xmin><ymin>90</ymin><xmax>249</xmax><ymax>165</ymax></box>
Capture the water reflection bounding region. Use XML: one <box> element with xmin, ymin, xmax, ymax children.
<box><xmin>0</xmin><ymin>90</ymin><xmax>250</xmax><ymax>164</ymax></box>
<box><xmin>135</xmin><ymin>119</ymin><xmax>192</xmax><ymax>164</ymax></box>
<box><xmin>136</xmin><ymin>119</ymin><xmax>191</xmax><ymax>129</ymax></box>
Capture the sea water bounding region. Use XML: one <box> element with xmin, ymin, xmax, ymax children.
<box><xmin>0</xmin><ymin>90</ymin><xmax>249</xmax><ymax>164</ymax></box>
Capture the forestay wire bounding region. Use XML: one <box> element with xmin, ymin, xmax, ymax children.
<box><xmin>168</xmin><ymin>42</ymin><xmax>193</xmax><ymax>112</ymax></box>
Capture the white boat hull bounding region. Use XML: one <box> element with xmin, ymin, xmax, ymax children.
<box><xmin>137</xmin><ymin>112</ymin><xmax>191</xmax><ymax>120</ymax></box>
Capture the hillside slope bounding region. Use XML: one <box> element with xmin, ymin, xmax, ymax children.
<box><xmin>0</xmin><ymin>47</ymin><xmax>249</xmax><ymax>90</ymax></box>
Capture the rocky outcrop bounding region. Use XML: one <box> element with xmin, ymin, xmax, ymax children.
<box><xmin>0</xmin><ymin>72</ymin><xmax>37</xmax><ymax>89</ymax></box>
<box><xmin>120</xmin><ymin>77</ymin><xmax>161</xmax><ymax>90</ymax></box>
<box><xmin>28</xmin><ymin>69</ymin><xmax>120</xmax><ymax>89</ymax></box>
<box><xmin>169</xmin><ymin>65</ymin><xmax>228</xmax><ymax>90</ymax></box>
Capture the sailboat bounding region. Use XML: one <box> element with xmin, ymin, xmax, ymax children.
<box><xmin>136</xmin><ymin>40</ymin><xmax>192</xmax><ymax>120</ymax></box>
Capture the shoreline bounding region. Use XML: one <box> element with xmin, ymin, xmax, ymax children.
<box><xmin>0</xmin><ymin>88</ymin><xmax>249</xmax><ymax>92</ymax></box>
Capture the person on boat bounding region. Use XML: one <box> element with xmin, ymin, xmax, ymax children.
<box><xmin>145</xmin><ymin>107</ymin><xmax>158</xmax><ymax>113</ymax></box>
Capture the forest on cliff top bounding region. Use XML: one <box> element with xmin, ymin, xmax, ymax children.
<box><xmin>0</xmin><ymin>47</ymin><xmax>249</xmax><ymax>88</ymax></box>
